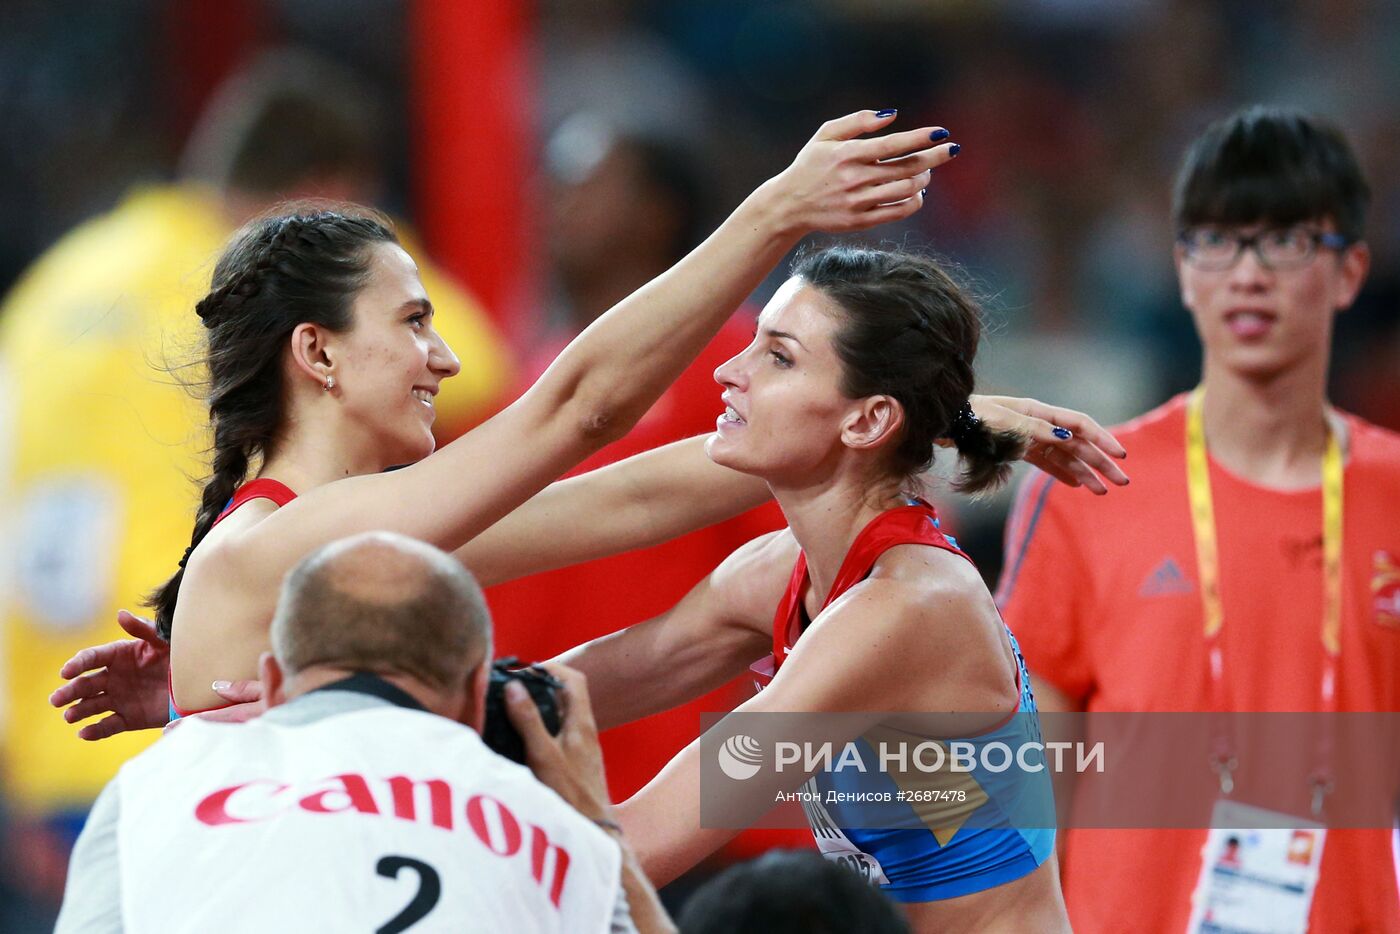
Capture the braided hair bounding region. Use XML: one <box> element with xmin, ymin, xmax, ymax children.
<box><xmin>149</xmin><ymin>205</ymin><xmax>397</xmax><ymax>640</ymax></box>
<box><xmin>792</xmin><ymin>246</ymin><xmax>1024</xmax><ymax>495</ymax></box>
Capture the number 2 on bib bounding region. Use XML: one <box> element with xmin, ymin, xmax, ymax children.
<box><xmin>376</xmin><ymin>855</ymin><xmax>442</xmax><ymax>934</ymax></box>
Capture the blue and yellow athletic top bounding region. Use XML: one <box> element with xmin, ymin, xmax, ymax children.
<box><xmin>751</xmin><ymin>500</ymin><xmax>1055</xmax><ymax>903</ymax></box>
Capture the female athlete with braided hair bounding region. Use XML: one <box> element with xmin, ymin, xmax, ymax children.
<box><xmin>54</xmin><ymin>115</ymin><xmax>1127</xmax><ymax>736</ymax></box>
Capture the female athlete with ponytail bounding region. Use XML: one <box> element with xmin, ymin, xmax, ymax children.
<box><xmin>545</xmin><ymin>246</ymin><xmax>1090</xmax><ymax>932</ymax></box>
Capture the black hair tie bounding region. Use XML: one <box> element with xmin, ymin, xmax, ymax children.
<box><xmin>947</xmin><ymin>401</ymin><xmax>980</xmax><ymax>445</ymax></box>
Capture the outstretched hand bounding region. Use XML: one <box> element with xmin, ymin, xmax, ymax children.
<box><xmin>50</xmin><ymin>610</ymin><xmax>171</xmax><ymax>740</ymax></box>
<box><xmin>969</xmin><ymin>394</ymin><xmax>1130</xmax><ymax>494</ymax></box>
<box><xmin>49</xmin><ymin>610</ymin><xmax>265</xmax><ymax>739</ymax></box>
<box><xmin>768</xmin><ymin>110</ymin><xmax>959</xmax><ymax>235</ymax></box>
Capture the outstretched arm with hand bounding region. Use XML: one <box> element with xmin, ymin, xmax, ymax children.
<box><xmin>50</xmin><ymin>610</ymin><xmax>262</xmax><ymax>739</ymax></box>
<box><xmin>460</xmin><ymin>394</ymin><xmax>1130</xmax><ymax>586</ymax></box>
<box><xmin>50</xmin><ymin>610</ymin><xmax>170</xmax><ymax>740</ymax></box>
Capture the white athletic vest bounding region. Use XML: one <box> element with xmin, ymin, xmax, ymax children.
<box><xmin>113</xmin><ymin>703</ymin><xmax>623</xmax><ymax>933</ymax></box>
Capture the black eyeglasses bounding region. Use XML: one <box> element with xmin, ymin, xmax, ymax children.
<box><xmin>1177</xmin><ymin>226</ymin><xmax>1352</xmax><ymax>271</ymax></box>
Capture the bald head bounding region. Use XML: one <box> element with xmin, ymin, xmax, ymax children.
<box><xmin>270</xmin><ymin>532</ymin><xmax>491</xmax><ymax>697</ymax></box>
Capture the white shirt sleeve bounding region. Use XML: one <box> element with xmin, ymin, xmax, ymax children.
<box><xmin>54</xmin><ymin>782</ymin><xmax>123</xmax><ymax>934</ymax></box>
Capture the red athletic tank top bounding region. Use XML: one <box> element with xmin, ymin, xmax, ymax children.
<box><xmin>750</xmin><ymin>500</ymin><xmax>971</xmax><ymax>689</ymax></box>
<box><xmin>168</xmin><ymin>478</ymin><xmax>298</xmax><ymax>718</ymax></box>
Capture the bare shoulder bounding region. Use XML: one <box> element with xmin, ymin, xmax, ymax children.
<box><xmin>185</xmin><ymin>498</ymin><xmax>283</xmax><ymax>579</ymax></box>
<box><xmin>709</xmin><ymin>528</ymin><xmax>801</xmax><ymax>630</ymax></box>
<box><xmin>875</xmin><ymin>541</ymin><xmax>986</xmax><ymax>594</ymax></box>
<box><xmin>178</xmin><ymin>498</ymin><xmax>285</xmax><ymax>620</ymax></box>
<box><xmin>801</xmin><ymin>544</ymin><xmax>1013</xmax><ymax>712</ymax></box>
<box><xmin>857</xmin><ymin>543</ymin><xmax>997</xmax><ymax>635</ymax></box>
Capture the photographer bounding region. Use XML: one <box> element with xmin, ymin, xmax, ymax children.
<box><xmin>56</xmin><ymin>531</ymin><xmax>672</xmax><ymax>934</ymax></box>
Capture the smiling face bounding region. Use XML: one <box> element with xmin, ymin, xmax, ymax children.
<box><xmin>328</xmin><ymin>242</ymin><xmax>461</xmax><ymax>466</ymax></box>
<box><xmin>705</xmin><ymin>278</ymin><xmax>874</xmax><ymax>484</ymax></box>
<box><xmin>1175</xmin><ymin>219</ymin><xmax>1368</xmax><ymax>382</ymax></box>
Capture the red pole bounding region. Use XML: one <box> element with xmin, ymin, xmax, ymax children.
<box><xmin>409</xmin><ymin>0</ymin><xmax>534</xmax><ymax>332</ymax></box>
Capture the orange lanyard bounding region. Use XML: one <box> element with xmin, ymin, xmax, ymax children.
<box><xmin>1185</xmin><ymin>388</ymin><xmax>1343</xmax><ymax>815</ymax></box>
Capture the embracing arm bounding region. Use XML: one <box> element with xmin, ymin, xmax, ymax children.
<box><xmin>457</xmin><ymin>436</ymin><xmax>770</xmax><ymax>586</ymax></box>
<box><xmin>551</xmin><ymin>530</ymin><xmax>790</xmax><ymax>730</ymax></box>
<box><xmin>458</xmin><ymin>394</ymin><xmax>1130</xmax><ymax>586</ymax></box>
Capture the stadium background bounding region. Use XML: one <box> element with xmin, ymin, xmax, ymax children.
<box><xmin>1</xmin><ymin>1</ymin><xmax>1397</xmax><ymax>928</ymax></box>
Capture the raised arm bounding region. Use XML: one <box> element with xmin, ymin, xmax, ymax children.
<box><xmin>222</xmin><ymin>112</ymin><xmax>955</xmax><ymax>586</ymax></box>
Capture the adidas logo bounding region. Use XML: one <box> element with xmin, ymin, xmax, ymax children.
<box><xmin>1140</xmin><ymin>557</ymin><xmax>1194</xmax><ymax>597</ymax></box>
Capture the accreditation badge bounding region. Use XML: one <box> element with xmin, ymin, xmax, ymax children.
<box><xmin>1186</xmin><ymin>800</ymin><xmax>1326</xmax><ymax>934</ymax></box>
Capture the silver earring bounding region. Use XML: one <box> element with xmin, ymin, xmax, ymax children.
<box><xmin>324</xmin><ymin>375</ymin><xmax>335</xmax><ymax>391</ymax></box>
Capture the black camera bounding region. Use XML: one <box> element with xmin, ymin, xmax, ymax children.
<box><xmin>482</xmin><ymin>657</ymin><xmax>563</xmax><ymax>764</ymax></box>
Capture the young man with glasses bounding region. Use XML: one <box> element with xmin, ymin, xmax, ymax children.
<box><xmin>997</xmin><ymin>107</ymin><xmax>1399</xmax><ymax>932</ymax></box>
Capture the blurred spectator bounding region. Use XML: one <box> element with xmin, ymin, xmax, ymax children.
<box><xmin>57</xmin><ymin>531</ymin><xmax>671</xmax><ymax>933</ymax></box>
<box><xmin>536</xmin><ymin>1</ymin><xmax>711</xmax><ymax>148</ymax></box>
<box><xmin>677</xmin><ymin>849</ymin><xmax>910</xmax><ymax>934</ymax></box>
<box><xmin>487</xmin><ymin>117</ymin><xmax>785</xmax><ymax>816</ymax></box>
<box><xmin>0</xmin><ymin>48</ymin><xmax>512</xmax><ymax>919</ymax></box>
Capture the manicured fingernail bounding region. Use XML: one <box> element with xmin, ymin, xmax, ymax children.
<box><xmin>929</xmin><ymin>128</ymin><xmax>949</xmax><ymax>142</ymax></box>
<box><xmin>1052</xmin><ymin>427</ymin><xmax>1072</xmax><ymax>440</ymax></box>
<box><xmin>875</xmin><ymin>109</ymin><xmax>897</xmax><ymax>118</ymax></box>
<box><xmin>920</xmin><ymin>189</ymin><xmax>927</xmax><ymax>197</ymax></box>
<box><xmin>212</xmin><ymin>680</ymin><xmax>231</xmax><ymax>692</ymax></box>
<box><xmin>948</xmin><ymin>143</ymin><xmax>961</xmax><ymax>156</ymax></box>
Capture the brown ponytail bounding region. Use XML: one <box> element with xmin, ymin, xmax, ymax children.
<box><xmin>792</xmin><ymin>245</ymin><xmax>1025</xmax><ymax>496</ymax></box>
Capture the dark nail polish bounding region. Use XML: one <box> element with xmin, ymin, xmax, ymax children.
<box><xmin>920</xmin><ymin>189</ymin><xmax>927</xmax><ymax>197</ymax></box>
<box><xmin>929</xmin><ymin>128</ymin><xmax>950</xmax><ymax>142</ymax></box>
<box><xmin>1052</xmin><ymin>427</ymin><xmax>1072</xmax><ymax>440</ymax></box>
<box><xmin>948</xmin><ymin>142</ymin><xmax>961</xmax><ymax>157</ymax></box>
<box><xmin>875</xmin><ymin>109</ymin><xmax>898</xmax><ymax>118</ymax></box>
